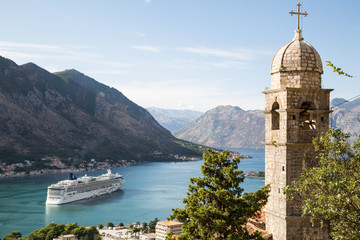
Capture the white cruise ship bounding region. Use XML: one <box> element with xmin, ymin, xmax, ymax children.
<box><xmin>46</xmin><ymin>169</ymin><xmax>124</xmax><ymax>205</ymax></box>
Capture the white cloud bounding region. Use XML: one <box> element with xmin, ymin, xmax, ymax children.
<box><xmin>133</xmin><ymin>31</ymin><xmax>147</xmax><ymax>38</ymax></box>
<box><xmin>182</xmin><ymin>46</ymin><xmax>253</xmax><ymax>60</ymax></box>
<box><xmin>145</xmin><ymin>0</ymin><xmax>152</xmax><ymax>3</ymax></box>
<box><xmin>171</xmin><ymin>58</ymin><xmax>249</xmax><ymax>70</ymax></box>
<box><xmin>114</xmin><ymin>78</ymin><xmax>234</xmax><ymax>111</ymax></box>
<box><xmin>0</xmin><ymin>50</ymin><xmax>44</xmax><ymax>60</ymax></box>
<box><xmin>131</xmin><ymin>45</ymin><xmax>160</xmax><ymax>52</ymax></box>
<box><xmin>176</xmin><ymin>101</ymin><xmax>196</xmax><ymax>110</ymax></box>
<box><xmin>0</xmin><ymin>41</ymin><xmax>62</xmax><ymax>51</ymax></box>
<box><xmin>0</xmin><ymin>41</ymin><xmax>99</xmax><ymax>63</ymax></box>
<box><xmin>87</xmin><ymin>70</ymin><xmax>133</xmax><ymax>75</ymax></box>
<box><xmin>93</xmin><ymin>60</ymin><xmax>134</xmax><ymax>68</ymax></box>
<box><xmin>204</xmin><ymin>61</ymin><xmax>249</xmax><ymax>69</ymax></box>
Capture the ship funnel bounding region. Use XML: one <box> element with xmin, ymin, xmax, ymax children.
<box><xmin>68</xmin><ymin>172</ymin><xmax>77</xmax><ymax>180</ymax></box>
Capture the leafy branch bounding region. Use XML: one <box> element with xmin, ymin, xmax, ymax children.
<box><xmin>326</xmin><ymin>60</ymin><xmax>358</xmax><ymax>78</ymax></box>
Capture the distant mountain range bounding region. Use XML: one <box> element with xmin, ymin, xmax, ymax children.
<box><xmin>161</xmin><ymin>99</ymin><xmax>360</xmax><ymax>149</ymax></box>
<box><xmin>173</xmin><ymin>105</ymin><xmax>265</xmax><ymax>148</ymax></box>
<box><xmin>146</xmin><ymin>107</ymin><xmax>203</xmax><ymax>132</ymax></box>
<box><xmin>331</xmin><ymin>97</ymin><xmax>360</xmax><ymax>143</ymax></box>
<box><xmin>0</xmin><ymin>56</ymin><xmax>202</xmax><ymax>169</ymax></box>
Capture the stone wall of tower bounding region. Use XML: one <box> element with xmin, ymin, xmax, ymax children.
<box><xmin>286</xmin><ymin>218</ymin><xmax>329</xmax><ymax>240</ymax></box>
<box><xmin>264</xmin><ymin>83</ymin><xmax>332</xmax><ymax>240</ymax></box>
<box><xmin>271</xmin><ymin>71</ymin><xmax>322</xmax><ymax>89</ymax></box>
<box><xmin>264</xmin><ymin>214</ymin><xmax>328</xmax><ymax>240</ymax></box>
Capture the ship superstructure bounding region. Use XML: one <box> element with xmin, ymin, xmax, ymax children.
<box><xmin>46</xmin><ymin>169</ymin><xmax>124</xmax><ymax>205</ymax></box>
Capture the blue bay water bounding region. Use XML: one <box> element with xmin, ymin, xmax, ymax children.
<box><xmin>0</xmin><ymin>148</ymin><xmax>264</xmax><ymax>237</ymax></box>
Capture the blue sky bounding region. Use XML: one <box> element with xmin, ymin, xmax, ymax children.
<box><xmin>0</xmin><ymin>0</ymin><xmax>359</xmax><ymax>112</ymax></box>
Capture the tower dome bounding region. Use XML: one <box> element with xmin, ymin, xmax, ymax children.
<box><xmin>270</xmin><ymin>30</ymin><xmax>323</xmax><ymax>89</ymax></box>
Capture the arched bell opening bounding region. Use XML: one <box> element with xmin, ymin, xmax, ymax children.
<box><xmin>271</xmin><ymin>101</ymin><xmax>280</xmax><ymax>130</ymax></box>
<box><xmin>299</xmin><ymin>101</ymin><xmax>316</xmax><ymax>130</ymax></box>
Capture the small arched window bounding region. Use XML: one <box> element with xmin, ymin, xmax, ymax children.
<box><xmin>271</xmin><ymin>102</ymin><xmax>280</xmax><ymax>130</ymax></box>
<box><xmin>299</xmin><ymin>102</ymin><xmax>316</xmax><ymax>130</ymax></box>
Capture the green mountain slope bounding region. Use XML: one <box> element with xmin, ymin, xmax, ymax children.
<box><xmin>0</xmin><ymin>56</ymin><xmax>201</xmax><ymax>170</ymax></box>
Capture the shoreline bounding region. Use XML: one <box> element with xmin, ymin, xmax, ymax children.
<box><xmin>0</xmin><ymin>149</ymin><xmax>258</xmax><ymax>179</ymax></box>
<box><xmin>0</xmin><ymin>158</ymin><xmax>203</xmax><ymax>179</ymax></box>
<box><xmin>245</xmin><ymin>175</ymin><xmax>265</xmax><ymax>179</ymax></box>
<box><xmin>0</xmin><ymin>162</ymin><xmax>135</xmax><ymax>178</ymax></box>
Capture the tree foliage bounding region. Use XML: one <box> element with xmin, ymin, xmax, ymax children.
<box><xmin>142</xmin><ymin>222</ymin><xmax>148</xmax><ymax>233</ymax></box>
<box><xmin>4</xmin><ymin>223</ymin><xmax>101</xmax><ymax>240</ymax></box>
<box><xmin>148</xmin><ymin>218</ymin><xmax>159</xmax><ymax>233</ymax></box>
<box><xmin>258</xmin><ymin>171</ymin><xmax>265</xmax><ymax>178</ymax></box>
<box><xmin>106</xmin><ymin>222</ymin><xmax>114</xmax><ymax>228</ymax></box>
<box><xmin>170</xmin><ymin>149</ymin><xmax>269</xmax><ymax>240</ymax></box>
<box><xmin>285</xmin><ymin>128</ymin><xmax>360</xmax><ymax>240</ymax></box>
<box><xmin>4</xmin><ymin>231</ymin><xmax>22</xmax><ymax>240</ymax></box>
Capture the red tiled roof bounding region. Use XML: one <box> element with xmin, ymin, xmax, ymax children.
<box><xmin>246</xmin><ymin>206</ymin><xmax>272</xmax><ymax>239</ymax></box>
<box><xmin>157</xmin><ymin>220</ymin><xmax>184</xmax><ymax>227</ymax></box>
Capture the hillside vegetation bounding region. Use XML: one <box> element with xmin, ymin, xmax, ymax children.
<box><xmin>0</xmin><ymin>56</ymin><xmax>202</xmax><ymax>171</ymax></box>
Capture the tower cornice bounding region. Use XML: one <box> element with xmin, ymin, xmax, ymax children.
<box><xmin>262</xmin><ymin>87</ymin><xmax>333</xmax><ymax>95</ymax></box>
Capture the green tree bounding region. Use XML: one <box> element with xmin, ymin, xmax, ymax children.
<box><xmin>97</xmin><ymin>224</ymin><xmax>103</xmax><ymax>230</ymax></box>
<box><xmin>4</xmin><ymin>231</ymin><xmax>22</xmax><ymax>240</ymax></box>
<box><xmin>45</xmin><ymin>230</ymin><xmax>56</xmax><ymax>240</ymax></box>
<box><xmin>258</xmin><ymin>171</ymin><xmax>265</xmax><ymax>178</ymax></box>
<box><xmin>24</xmin><ymin>223</ymin><xmax>100</xmax><ymax>240</ymax></box>
<box><xmin>148</xmin><ymin>217</ymin><xmax>159</xmax><ymax>233</ymax></box>
<box><xmin>106</xmin><ymin>222</ymin><xmax>114</xmax><ymax>228</ymax></box>
<box><xmin>285</xmin><ymin>128</ymin><xmax>360</xmax><ymax>240</ymax></box>
<box><xmin>118</xmin><ymin>222</ymin><xmax>124</xmax><ymax>227</ymax></box>
<box><xmin>133</xmin><ymin>227</ymin><xmax>140</xmax><ymax>237</ymax></box>
<box><xmin>142</xmin><ymin>222</ymin><xmax>148</xmax><ymax>233</ymax></box>
<box><xmin>84</xmin><ymin>226</ymin><xmax>100</xmax><ymax>240</ymax></box>
<box><xmin>170</xmin><ymin>149</ymin><xmax>270</xmax><ymax>240</ymax></box>
<box><xmin>71</xmin><ymin>226</ymin><xmax>86</xmax><ymax>239</ymax></box>
<box><xmin>64</xmin><ymin>223</ymin><xmax>78</xmax><ymax>233</ymax></box>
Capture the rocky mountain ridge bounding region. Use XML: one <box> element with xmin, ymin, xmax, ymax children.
<box><xmin>173</xmin><ymin>105</ymin><xmax>265</xmax><ymax>148</ymax></box>
<box><xmin>0</xmin><ymin>56</ymin><xmax>201</xmax><ymax>173</ymax></box>
<box><xmin>331</xmin><ymin>97</ymin><xmax>360</xmax><ymax>143</ymax></box>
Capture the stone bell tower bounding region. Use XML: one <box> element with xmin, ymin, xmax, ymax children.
<box><xmin>263</xmin><ymin>3</ymin><xmax>332</xmax><ymax>239</ymax></box>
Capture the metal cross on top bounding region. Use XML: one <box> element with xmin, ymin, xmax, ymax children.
<box><xmin>289</xmin><ymin>3</ymin><xmax>308</xmax><ymax>30</ymax></box>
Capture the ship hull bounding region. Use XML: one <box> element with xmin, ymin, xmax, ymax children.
<box><xmin>46</xmin><ymin>171</ymin><xmax>124</xmax><ymax>205</ymax></box>
<box><xmin>46</xmin><ymin>183</ymin><xmax>123</xmax><ymax>205</ymax></box>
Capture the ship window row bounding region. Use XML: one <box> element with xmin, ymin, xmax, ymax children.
<box><xmin>78</xmin><ymin>178</ymin><xmax>119</xmax><ymax>186</ymax></box>
<box><xmin>48</xmin><ymin>188</ymin><xmax>65</xmax><ymax>196</ymax></box>
<box><xmin>68</xmin><ymin>179</ymin><xmax>120</xmax><ymax>191</ymax></box>
<box><xmin>75</xmin><ymin>184</ymin><xmax>114</xmax><ymax>194</ymax></box>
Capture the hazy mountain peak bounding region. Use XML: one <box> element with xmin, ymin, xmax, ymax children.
<box><xmin>147</xmin><ymin>107</ymin><xmax>203</xmax><ymax>132</ymax></box>
<box><xmin>174</xmin><ymin>105</ymin><xmax>265</xmax><ymax>148</ymax></box>
<box><xmin>331</xmin><ymin>98</ymin><xmax>347</xmax><ymax>108</ymax></box>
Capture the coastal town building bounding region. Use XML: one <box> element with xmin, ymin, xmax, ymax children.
<box><xmin>98</xmin><ymin>227</ymin><xmax>134</xmax><ymax>240</ymax></box>
<box><xmin>263</xmin><ymin>3</ymin><xmax>331</xmax><ymax>239</ymax></box>
<box><xmin>155</xmin><ymin>220</ymin><xmax>183</xmax><ymax>240</ymax></box>
<box><xmin>140</xmin><ymin>233</ymin><xmax>156</xmax><ymax>240</ymax></box>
